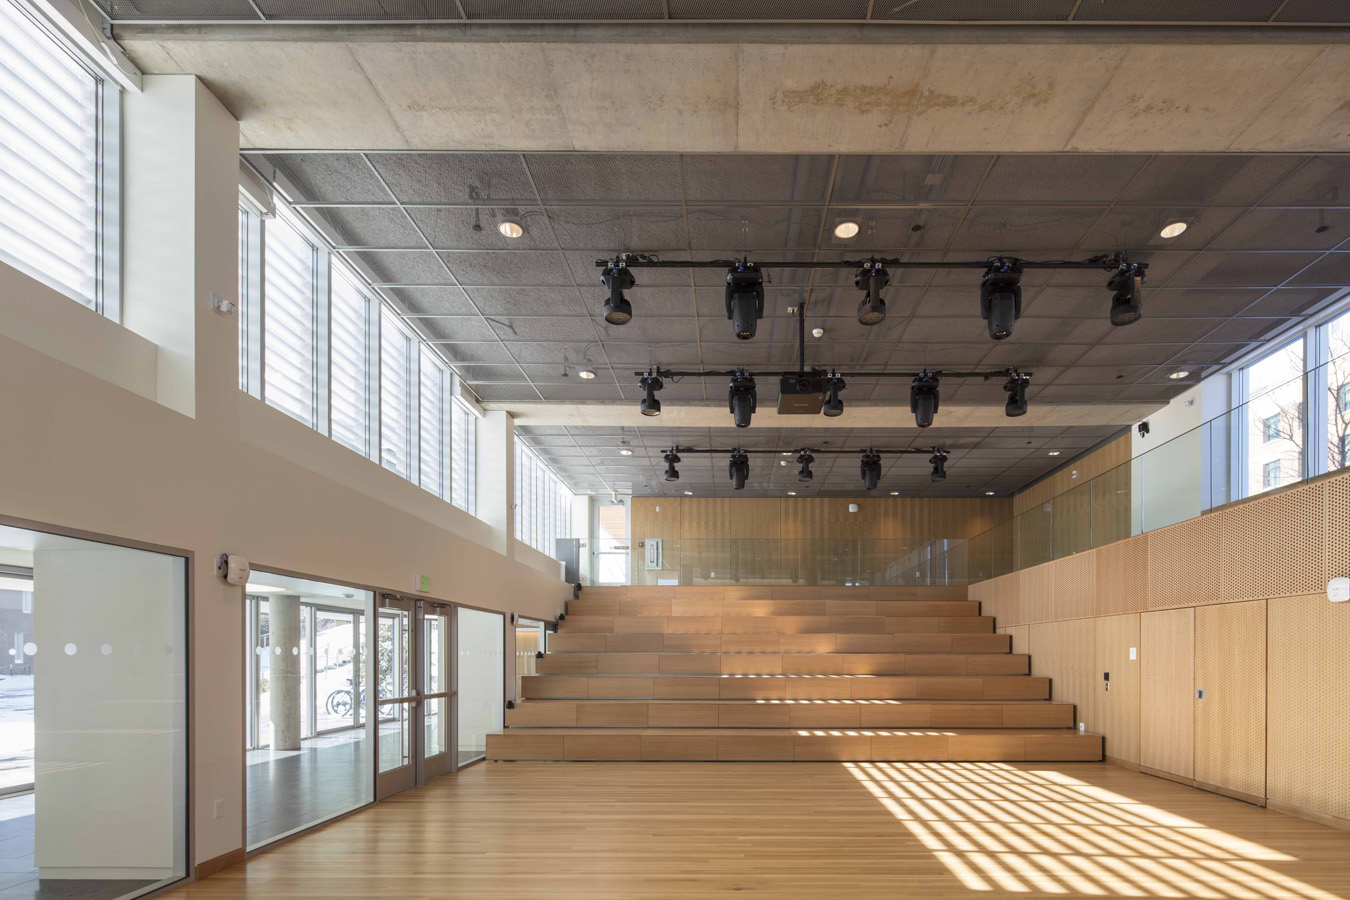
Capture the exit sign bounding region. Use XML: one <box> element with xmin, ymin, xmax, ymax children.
<box><xmin>417</xmin><ymin>575</ymin><xmax>431</xmax><ymax>592</ymax></box>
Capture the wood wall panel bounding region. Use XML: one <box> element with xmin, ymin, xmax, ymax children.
<box><xmin>1221</xmin><ymin>482</ymin><xmax>1324</xmax><ymax>602</ymax></box>
<box><xmin>1000</xmin><ymin>624</ymin><xmax>1029</xmax><ymax>657</ymax></box>
<box><xmin>1095</xmin><ymin>614</ymin><xmax>1141</xmax><ymax>765</ymax></box>
<box><xmin>1095</xmin><ymin>534</ymin><xmax>1147</xmax><ymax>617</ymax></box>
<box><xmin>1267</xmin><ymin>593</ymin><xmax>1350</xmax><ymax>824</ymax></box>
<box><xmin>1054</xmin><ymin>551</ymin><xmax>1096</xmax><ymax>621</ymax></box>
<box><xmin>1330</xmin><ymin>474</ymin><xmax>1350</xmax><ymax>582</ymax></box>
<box><xmin>1195</xmin><ymin>600</ymin><xmax>1267</xmax><ymax>801</ymax></box>
<box><xmin>1029</xmin><ymin>620</ymin><xmax>1095</xmax><ymax>728</ymax></box>
<box><xmin>1147</xmin><ymin>513</ymin><xmax>1221</xmax><ymax>609</ymax></box>
<box><xmin>1015</xmin><ymin>435</ymin><xmax>1131</xmax><ymax>515</ymax></box>
<box><xmin>1141</xmin><ymin>608</ymin><xmax>1194</xmax><ymax>780</ymax></box>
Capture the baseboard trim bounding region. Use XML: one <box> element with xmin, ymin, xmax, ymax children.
<box><xmin>1268</xmin><ymin>800</ymin><xmax>1350</xmax><ymax>832</ymax></box>
<box><xmin>1104</xmin><ymin>755</ymin><xmax>1139</xmax><ymax>772</ymax></box>
<box><xmin>1194</xmin><ymin>780</ymin><xmax>1266</xmax><ymax>808</ymax></box>
<box><xmin>1139</xmin><ymin>765</ymin><xmax>1195</xmax><ymax>787</ymax></box>
<box><xmin>195</xmin><ymin>848</ymin><xmax>245</xmax><ymax>880</ymax></box>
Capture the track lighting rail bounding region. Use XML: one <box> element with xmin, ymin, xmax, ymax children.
<box><xmin>595</xmin><ymin>253</ymin><xmax>1146</xmax><ymax>273</ymax></box>
<box><xmin>634</xmin><ymin>366</ymin><xmax>1031</xmax><ymax>381</ymax></box>
<box><xmin>666</xmin><ymin>447</ymin><xmax>943</xmax><ymax>456</ymax></box>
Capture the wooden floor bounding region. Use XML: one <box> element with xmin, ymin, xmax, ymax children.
<box><xmin>170</xmin><ymin>762</ymin><xmax>1350</xmax><ymax>899</ymax></box>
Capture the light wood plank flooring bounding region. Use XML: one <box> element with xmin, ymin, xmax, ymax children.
<box><xmin>171</xmin><ymin>762</ymin><xmax>1350</xmax><ymax>899</ymax></box>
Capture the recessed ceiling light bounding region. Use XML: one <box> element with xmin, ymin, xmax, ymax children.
<box><xmin>577</xmin><ymin>369</ymin><xmax>596</xmax><ymax>380</ymax></box>
<box><xmin>1047</xmin><ymin>450</ymin><xmax>1061</xmax><ymax>457</ymax></box>
<box><xmin>1169</xmin><ymin>370</ymin><xmax>1190</xmax><ymax>380</ymax></box>
<box><xmin>779</xmin><ymin>460</ymin><xmax>788</xmax><ymax>466</ymax></box>
<box><xmin>619</xmin><ymin>448</ymin><xmax>633</xmax><ymax>456</ymax></box>
<box><xmin>683</xmin><ymin>490</ymin><xmax>693</xmax><ymax>495</ymax></box>
<box><xmin>498</xmin><ymin>219</ymin><xmax>524</xmax><ymax>239</ymax></box>
<box><xmin>985</xmin><ymin>491</ymin><xmax>996</xmax><ymax>496</ymax></box>
<box><xmin>787</xmin><ymin>491</ymin><xmax>797</xmax><ymax>496</ymax></box>
<box><xmin>833</xmin><ymin>221</ymin><xmax>860</xmax><ymax>240</ymax></box>
<box><xmin>1159</xmin><ymin>221</ymin><xmax>1187</xmax><ymax>239</ymax></box>
<box><xmin>889</xmin><ymin>491</ymin><xmax>899</xmax><ymax>496</ymax></box>
<box><xmin>781</xmin><ymin>451</ymin><xmax>792</xmax><ymax>456</ymax></box>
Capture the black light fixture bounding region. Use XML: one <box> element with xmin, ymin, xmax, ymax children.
<box><xmin>854</xmin><ymin>261</ymin><xmax>889</xmax><ymax>326</ymax></box>
<box><xmin>860</xmin><ymin>450</ymin><xmax>882</xmax><ymax>491</ymax></box>
<box><xmin>728</xmin><ymin>369</ymin><xmax>757</xmax><ymax>428</ymax></box>
<box><xmin>725</xmin><ymin>263</ymin><xmax>765</xmax><ymax>340</ymax></box>
<box><xmin>1004</xmin><ymin>371</ymin><xmax>1029</xmax><ymax>418</ymax></box>
<box><xmin>797</xmin><ymin>451</ymin><xmax>815</xmax><ymax>483</ymax></box>
<box><xmin>662</xmin><ymin>449</ymin><xmax>681</xmax><ymax>482</ymax></box>
<box><xmin>822</xmin><ymin>375</ymin><xmax>845</xmax><ymax>418</ymax></box>
<box><xmin>1108</xmin><ymin>262</ymin><xmax>1144</xmax><ymax>326</ymax></box>
<box><xmin>639</xmin><ymin>370</ymin><xmax>663</xmax><ymax>417</ymax></box>
<box><xmin>729</xmin><ymin>450</ymin><xmax>750</xmax><ymax>490</ymax></box>
<box><xmin>980</xmin><ymin>258</ymin><xmax>1023</xmax><ymax>340</ymax></box>
<box><xmin>601</xmin><ymin>262</ymin><xmax>635</xmax><ymax>325</ymax></box>
<box><xmin>929</xmin><ymin>451</ymin><xmax>948</xmax><ymax>483</ymax></box>
<box><xmin>910</xmin><ymin>371</ymin><xmax>940</xmax><ymax>428</ymax></box>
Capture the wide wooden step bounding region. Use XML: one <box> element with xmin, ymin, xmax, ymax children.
<box><xmin>506</xmin><ymin>699</ymin><xmax>1076</xmax><ymax>729</ymax></box>
<box><xmin>558</xmin><ymin>615</ymin><xmax>994</xmax><ymax>635</ymax></box>
<box><xmin>486</xmin><ymin>727</ymin><xmax>1102</xmax><ymax>762</ymax></box>
<box><xmin>521</xmin><ymin>674</ymin><xmax>1050</xmax><ymax>701</ymax></box>
<box><xmin>547</xmin><ymin>631</ymin><xmax>1010</xmax><ymax>654</ymax></box>
<box><xmin>567</xmin><ymin>597</ymin><xmax>981</xmax><ymax>617</ymax></box>
<box><xmin>537</xmin><ymin>651</ymin><xmax>1030</xmax><ymax>676</ymax></box>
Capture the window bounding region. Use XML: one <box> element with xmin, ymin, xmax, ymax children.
<box><xmin>262</xmin><ymin>212</ymin><xmax>319</xmax><ymax>426</ymax></box>
<box><xmin>330</xmin><ymin>268</ymin><xmax>373</xmax><ymax>457</ymax></box>
<box><xmin>514</xmin><ymin>437</ymin><xmax>572</xmax><ymax>558</ymax></box>
<box><xmin>1262</xmin><ymin>414</ymin><xmax>1281</xmax><ymax>442</ymax></box>
<box><xmin>0</xmin><ymin>0</ymin><xmax>112</xmax><ymax>313</ymax></box>
<box><xmin>1263</xmin><ymin>460</ymin><xmax>1281</xmax><ymax>488</ymax></box>
<box><xmin>380</xmin><ymin>308</ymin><xmax>414</xmax><ymax>479</ymax></box>
<box><xmin>1326</xmin><ymin>309</ymin><xmax>1350</xmax><ymax>473</ymax></box>
<box><xmin>451</xmin><ymin>399</ymin><xmax>476</xmax><ymax>514</ymax></box>
<box><xmin>1241</xmin><ymin>339</ymin><xmax>1303</xmax><ymax>497</ymax></box>
<box><xmin>419</xmin><ymin>346</ymin><xmax>447</xmax><ymax>497</ymax></box>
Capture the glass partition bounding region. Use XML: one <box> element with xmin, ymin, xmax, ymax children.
<box><xmin>457</xmin><ymin>608</ymin><xmax>503</xmax><ymax>766</ymax></box>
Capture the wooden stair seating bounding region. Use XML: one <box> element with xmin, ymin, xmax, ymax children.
<box><xmin>486</xmin><ymin>585</ymin><xmax>1101</xmax><ymax>762</ymax></box>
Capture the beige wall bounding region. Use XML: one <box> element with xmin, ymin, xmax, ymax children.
<box><xmin>0</xmin><ymin>76</ymin><xmax>567</xmax><ymax>868</ymax></box>
<box><xmin>972</xmin><ymin>469</ymin><xmax>1350</xmax><ymax>826</ymax></box>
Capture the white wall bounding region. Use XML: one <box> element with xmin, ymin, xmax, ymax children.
<box><xmin>0</xmin><ymin>75</ymin><xmax>567</xmax><ymax>867</ymax></box>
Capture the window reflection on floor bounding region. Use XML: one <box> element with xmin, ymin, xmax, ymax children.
<box><xmin>844</xmin><ymin>761</ymin><xmax>1343</xmax><ymax>899</ymax></box>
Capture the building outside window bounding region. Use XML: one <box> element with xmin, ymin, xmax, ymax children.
<box><xmin>1262</xmin><ymin>413</ymin><xmax>1281</xmax><ymax>442</ymax></box>
<box><xmin>1263</xmin><ymin>460</ymin><xmax>1281</xmax><ymax>488</ymax></box>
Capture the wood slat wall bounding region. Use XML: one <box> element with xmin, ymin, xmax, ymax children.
<box><xmin>1013</xmin><ymin>434</ymin><xmax>1132</xmax><ymax>516</ymax></box>
<box><xmin>982</xmin><ymin>468</ymin><xmax>1350</xmax><ymax>829</ymax></box>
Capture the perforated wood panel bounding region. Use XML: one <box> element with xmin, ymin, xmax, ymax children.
<box><xmin>1195</xmin><ymin>600</ymin><xmax>1266</xmax><ymax>800</ymax></box>
<box><xmin>1000</xmin><ymin>624</ymin><xmax>1029</xmax><ymax>657</ymax></box>
<box><xmin>1141</xmin><ymin>608</ymin><xmax>1194</xmax><ymax>779</ymax></box>
<box><xmin>1221</xmin><ymin>483</ymin><xmax>1324</xmax><ymax>602</ymax></box>
<box><xmin>1095</xmin><ymin>614</ymin><xmax>1141</xmax><ymax>764</ymax></box>
<box><xmin>1096</xmin><ymin>534</ymin><xmax>1148</xmax><ymax>616</ymax></box>
<box><xmin>1267</xmin><ymin>593</ymin><xmax>1350</xmax><ymax>823</ymax></box>
<box><xmin>1147</xmin><ymin>513</ymin><xmax>1221</xmax><ymax>609</ymax></box>
<box><xmin>1327</xmin><ymin>470</ymin><xmax>1350</xmax><ymax>582</ymax></box>
<box><xmin>1054</xmin><ymin>551</ymin><xmax>1097</xmax><ymax>621</ymax></box>
<box><xmin>1029</xmin><ymin>620</ymin><xmax>1095</xmax><ymax>727</ymax></box>
<box><xmin>1020</xmin><ymin>565</ymin><xmax>1051</xmax><ymax>624</ymax></box>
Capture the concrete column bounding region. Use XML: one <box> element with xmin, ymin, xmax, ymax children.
<box><xmin>475</xmin><ymin>410</ymin><xmax>515</xmax><ymax>556</ymax></box>
<box><xmin>269</xmin><ymin>595</ymin><xmax>302</xmax><ymax>752</ymax></box>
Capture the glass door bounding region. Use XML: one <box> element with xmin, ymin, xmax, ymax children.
<box><xmin>421</xmin><ymin>603</ymin><xmax>453</xmax><ymax>782</ymax></box>
<box><xmin>375</xmin><ymin>595</ymin><xmax>415</xmax><ymax>799</ymax></box>
<box><xmin>457</xmin><ymin>607</ymin><xmax>504</xmax><ymax>766</ymax></box>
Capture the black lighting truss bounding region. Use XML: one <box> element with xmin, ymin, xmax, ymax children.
<box><xmin>666</xmin><ymin>447</ymin><xmax>946</xmax><ymax>458</ymax></box>
<box><xmin>596</xmin><ymin>252</ymin><xmax>1147</xmax><ymax>275</ymax></box>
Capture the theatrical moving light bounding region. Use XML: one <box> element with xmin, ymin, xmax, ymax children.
<box><xmin>797</xmin><ymin>451</ymin><xmax>815</xmax><ymax>483</ymax></box>
<box><xmin>930</xmin><ymin>451</ymin><xmax>948</xmax><ymax>483</ymax></box>
<box><xmin>980</xmin><ymin>258</ymin><xmax>1023</xmax><ymax>340</ymax></box>
<box><xmin>1109</xmin><ymin>262</ymin><xmax>1144</xmax><ymax>326</ymax></box>
<box><xmin>725</xmin><ymin>263</ymin><xmax>765</xmax><ymax>340</ymax></box>
<box><xmin>823</xmin><ymin>375</ymin><xmax>845</xmax><ymax>417</ymax></box>
<box><xmin>728</xmin><ymin>370</ymin><xmax>757</xmax><ymax>428</ymax></box>
<box><xmin>1004</xmin><ymin>371</ymin><xmax>1029</xmax><ymax>418</ymax></box>
<box><xmin>910</xmin><ymin>371</ymin><xmax>940</xmax><ymax>428</ymax></box>
<box><xmin>663</xmin><ymin>450</ymin><xmax>681</xmax><ymax>482</ymax></box>
<box><xmin>854</xmin><ymin>262</ymin><xmax>889</xmax><ymax>326</ymax></box>
<box><xmin>601</xmin><ymin>262</ymin><xmax>635</xmax><ymax>325</ymax></box>
<box><xmin>729</xmin><ymin>450</ymin><xmax>750</xmax><ymax>490</ymax></box>
<box><xmin>860</xmin><ymin>450</ymin><xmax>882</xmax><ymax>491</ymax></box>
<box><xmin>639</xmin><ymin>370</ymin><xmax>663</xmax><ymax>416</ymax></box>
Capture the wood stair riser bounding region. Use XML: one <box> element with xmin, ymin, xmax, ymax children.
<box><xmin>536</xmin><ymin>652</ymin><xmax>1031</xmax><ymax>676</ymax></box>
<box><xmin>520</xmin><ymin>674</ymin><xmax>1051</xmax><ymax>701</ymax></box>
<box><xmin>546</xmin><ymin>632</ymin><xmax>1012</xmax><ymax>653</ymax></box>
<box><xmin>567</xmin><ymin>598</ymin><xmax>981</xmax><ymax>618</ymax></box>
<box><xmin>506</xmin><ymin>700</ymin><xmax>1077</xmax><ymax>729</ymax></box>
<box><xmin>558</xmin><ymin>615</ymin><xmax>995</xmax><ymax>635</ymax></box>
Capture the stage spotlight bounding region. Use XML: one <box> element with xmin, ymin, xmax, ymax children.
<box><xmin>797</xmin><ymin>451</ymin><xmax>815</xmax><ymax>483</ymax></box>
<box><xmin>930</xmin><ymin>451</ymin><xmax>948</xmax><ymax>483</ymax></box>
<box><xmin>728</xmin><ymin>370</ymin><xmax>757</xmax><ymax>428</ymax></box>
<box><xmin>860</xmin><ymin>450</ymin><xmax>882</xmax><ymax>491</ymax></box>
<box><xmin>822</xmin><ymin>375</ymin><xmax>845</xmax><ymax>417</ymax></box>
<box><xmin>1109</xmin><ymin>262</ymin><xmax>1144</xmax><ymax>326</ymax></box>
<box><xmin>663</xmin><ymin>450</ymin><xmax>681</xmax><ymax>482</ymax></box>
<box><xmin>910</xmin><ymin>371</ymin><xmax>940</xmax><ymax>428</ymax></box>
<box><xmin>980</xmin><ymin>258</ymin><xmax>1023</xmax><ymax>340</ymax></box>
<box><xmin>1004</xmin><ymin>372</ymin><xmax>1029</xmax><ymax>418</ymax></box>
<box><xmin>601</xmin><ymin>263</ymin><xmax>635</xmax><ymax>325</ymax></box>
<box><xmin>725</xmin><ymin>264</ymin><xmax>765</xmax><ymax>340</ymax></box>
<box><xmin>639</xmin><ymin>370</ymin><xmax>663</xmax><ymax>417</ymax></box>
<box><xmin>729</xmin><ymin>450</ymin><xmax>750</xmax><ymax>491</ymax></box>
<box><xmin>854</xmin><ymin>262</ymin><xmax>889</xmax><ymax>326</ymax></box>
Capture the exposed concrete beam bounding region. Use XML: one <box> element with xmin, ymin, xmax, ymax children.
<box><xmin>487</xmin><ymin>401</ymin><xmax>1161</xmax><ymax>430</ymax></box>
<box><xmin>118</xmin><ymin>35</ymin><xmax>1350</xmax><ymax>152</ymax></box>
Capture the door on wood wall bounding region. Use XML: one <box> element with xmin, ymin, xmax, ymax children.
<box><xmin>1195</xmin><ymin>600</ymin><xmax>1267</xmax><ymax>803</ymax></box>
<box><xmin>1141</xmin><ymin>609</ymin><xmax>1194</xmax><ymax>780</ymax></box>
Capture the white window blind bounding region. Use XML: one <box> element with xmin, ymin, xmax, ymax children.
<box><xmin>380</xmin><ymin>309</ymin><xmax>413</xmax><ymax>478</ymax></box>
<box><xmin>330</xmin><ymin>269</ymin><xmax>372</xmax><ymax>456</ymax></box>
<box><xmin>451</xmin><ymin>400</ymin><xmax>476</xmax><ymax>514</ymax></box>
<box><xmin>262</xmin><ymin>213</ymin><xmax>318</xmax><ymax>426</ymax></box>
<box><xmin>238</xmin><ymin>205</ymin><xmax>252</xmax><ymax>391</ymax></box>
<box><xmin>513</xmin><ymin>438</ymin><xmax>572</xmax><ymax>556</ymax></box>
<box><xmin>0</xmin><ymin>0</ymin><xmax>101</xmax><ymax>310</ymax></box>
<box><xmin>419</xmin><ymin>346</ymin><xmax>446</xmax><ymax>497</ymax></box>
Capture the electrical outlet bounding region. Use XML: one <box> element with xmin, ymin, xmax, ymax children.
<box><xmin>214</xmin><ymin>799</ymin><xmax>223</xmax><ymax>819</ymax></box>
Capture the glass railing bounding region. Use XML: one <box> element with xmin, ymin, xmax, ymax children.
<box><xmin>625</xmin><ymin>349</ymin><xmax>1350</xmax><ymax>587</ymax></box>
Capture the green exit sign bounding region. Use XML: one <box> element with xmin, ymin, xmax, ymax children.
<box><xmin>417</xmin><ymin>575</ymin><xmax>431</xmax><ymax>592</ymax></box>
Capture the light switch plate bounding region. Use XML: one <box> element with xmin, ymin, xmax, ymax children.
<box><xmin>1129</xmin><ymin>647</ymin><xmax>1137</xmax><ymax>660</ymax></box>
